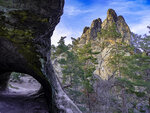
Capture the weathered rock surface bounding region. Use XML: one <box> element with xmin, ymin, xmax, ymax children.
<box><xmin>79</xmin><ymin>9</ymin><xmax>131</xmax><ymax>45</ymax></box>
<box><xmin>79</xmin><ymin>18</ymin><xmax>102</xmax><ymax>44</ymax></box>
<box><xmin>102</xmin><ymin>9</ymin><xmax>131</xmax><ymax>44</ymax></box>
<box><xmin>78</xmin><ymin>9</ymin><xmax>131</xmax><ymax>80</ymax></box>
<box><xmin>0</xmin><ymin>0</ymin><xmax>81</xmax><ymax>113</ymax></box>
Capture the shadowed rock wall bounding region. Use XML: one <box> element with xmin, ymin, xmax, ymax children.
<box><xmin>0</xmin><ymin>0</ymin><xmax>81</xmax><ymax>113</ymax></box>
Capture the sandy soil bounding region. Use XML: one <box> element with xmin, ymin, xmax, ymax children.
<box><xmin>0</xmin><ymin>75</ymin><xmax>49</xmax><ymax>113</ymax></box>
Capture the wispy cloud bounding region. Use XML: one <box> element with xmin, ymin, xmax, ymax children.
<box><xmin>51</xmin><ymin>22</ymin><xmax>81</xmax><ymax>45</ymax></box>
<box><xmin>106</xmin><ymin>0</ymin><xmax>150</xmax><ymax>35</ymax></box>
<box><xmin>65</xmin><ymin>6</ymin><xmax>93</xmax><ymax>16</ymax></box>
<box><xmin>52</xmin><ymin>0</ymin><xmax>150</xmax><ymax>45</ymax></box>
<box><xmin>130</xmin><ymin>15</ymin><xmax>150</xmax><ymax>35</ymax></box>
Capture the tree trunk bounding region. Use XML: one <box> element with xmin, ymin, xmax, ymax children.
<box><xmin>121</xmin><ymin>88</ymin><xmax>128</xmax><ymax>113</ymax></box>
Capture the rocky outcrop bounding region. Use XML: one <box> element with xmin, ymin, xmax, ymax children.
<box><xmin>117</xmin><ymin>16</ymin><xmax>131</xmax><ymax>44</ymax></box>
<box><xmin>0</xmin><ymin>0</ymin><xmax>81</xmax><ymax>113</ymax></box>
<box><xmin>79</xmin><ymin>9</ymin><xmax>131</xmax><ymax>44</ymax></box>
<box><xmin>102</xmin><ymin>9</ymin><xmax>131</xmax><ymax>44</ymax></box>
<box><xmin>79</xmin><ymin>18</ymin><xmax>102</xmax><ymax>44</ymax></box>
<box><xmin>78</xmin><ymin>9</ymin><xmax>131</xmax><ymax>80</ymax></box>
<box><xmin>102</xmin><ymin>9</ymin><xmax>118</xmax><ymax>29</ymax></box>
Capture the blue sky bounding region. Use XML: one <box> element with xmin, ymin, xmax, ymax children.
<box><xmin>51</xmin><ymin>0</ymin><xmax>150</xmax><ymax>45</ymax></box>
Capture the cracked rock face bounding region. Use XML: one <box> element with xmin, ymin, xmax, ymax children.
<box><xmin>79</xmin><ymin>9</ymin><xmax>131</xmax><ymax>45</ymax></box>
<box><xmin>79</xmin><ymin>18</ymin><xmax>102</xmax><ymax>44</ymax></box>
<box><xmin>78</xmin><ymin>9</ymin><xmax>131</xmax><ymax>80</ymax></box>
<box><xmin>0</xmin><ymin>0</ymin><xmax>64</xmax><ymax>75</ymax></box>
<box><xmin>0</xmin><ymin>0</ymin><xmax>81</xmax><ymax>113</ymax></box>
<box><xmin>102</xmin><ymin>9</ymin><xmax>131</xmax><ymax>44</ymax></box>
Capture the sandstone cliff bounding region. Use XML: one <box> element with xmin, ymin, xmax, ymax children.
<box><xmin>79</xmin><ymin>18</ymin><xmax>102</xmax><ymax>44</ymax></box>
<box><xmin>79</xmin><ymin>9</ymin><xmax>131</xmax><ymax>44</ymax></box>
<box><xmin>78</xmin><ymin>9</ymin><xmax>131</xmax><ymax>80</ymax></box>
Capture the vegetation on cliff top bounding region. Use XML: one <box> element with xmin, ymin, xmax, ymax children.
<box><xmin>52</xmin><ymin>23</ymin><xmax>150</xmax><ymax>112</ymax></box>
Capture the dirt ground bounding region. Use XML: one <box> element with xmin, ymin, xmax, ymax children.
<box><xmin>0</xmin><ymin>75</ymin><xmax>49</xmax><ymax>113</ymax></box>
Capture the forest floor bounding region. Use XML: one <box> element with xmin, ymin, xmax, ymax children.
<box><xmin>0</xmin><ymin>75</ymin><xmax>49</xmax><ymax>113</ymax></box>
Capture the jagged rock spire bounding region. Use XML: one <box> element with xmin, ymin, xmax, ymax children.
<box><xmin>91</xmin><ymin>18</ymin><xmax>102</xmax><ymax>29</ymax></box>
<box><xmin>79</xmin><ymin>18</ymin><xmax>102</xmax><ymax>44</ymax></box>
<box><xmin>117</xmin><ymin>15</ymin><xmax>131</xmax><ymax>44</ymax></box>
<box><xmin>107</xmin><ymin>9</ymin><xmax>118</xmax><ymax>22</ymax></box>
<box><xmin>79</xmin><ymin>9</ymin><xmax>131</xmax><ymax>45</ymax></box>
<box><xmin>117</xmin><ymin>15</ymin><xmax>125</xmax><ymax>22</ymax></box>
<box><xmin>83</xmin><ymin>27</ymin><xmax>90</xmax><ymax>34</ymax></box>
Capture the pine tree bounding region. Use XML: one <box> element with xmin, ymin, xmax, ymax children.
<box><xmin>55</xmin><ymin>36</ymin><xmax>68</xmax><ymax>55</ymax></box>
<box><xmin>108</xmin><ymin>26</ymin><xmax>150</xmax><ymax>112</ymax></box>
<box><xmin>56</xmin><ymin>38</ymin><xmax>99</xmax><ymax>112</ymax></box>
<box><xmin>76</xmin><ymin>42</ymin><xmax>98</xmax><ymax>112</ymax></box>
<box><xmin>54</xmin><ymin>37</ymin><xmax>84</xmax><ymax>109</ymax></box>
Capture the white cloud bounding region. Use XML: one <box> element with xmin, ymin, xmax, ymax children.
<box><xmin>51</xmin><ymin>0</ymin><xmax>150</xmax><ymax>46</ymax></box>
<box><xmin>130</xmin><ymin>15</ymin><xmax>150</xmax><ymax>35</ymax></box>
<box><xmin>65</xmin><ymin>5</ymin><xmax>93</xmax><ymax>16</ymax></box>
<box><xmin>95</xmin><ymin>0</ymin><xmax>150</xmax><ymax>35</ymax></box>
<box><xmin>51</xmin><ymin>23</ymin><xmax>82</xmax><ymax>46</ymax></box>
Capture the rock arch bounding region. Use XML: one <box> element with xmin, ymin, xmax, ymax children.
<box><xmin>0</xmin><ymin>0</ymin><xmax>81</xmax><ymax>113</ymax></box>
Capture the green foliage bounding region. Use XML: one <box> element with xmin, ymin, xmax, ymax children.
<box><xmin>135</xmin><ymin>92</ymin><xmax>145</xmax><ymax>97</ymax></box>
<box><xmin>71</xmin><ymin>37</ymin><xmax>79</xmax><ymax>49</ymax></box>
<box><xmin>76</xmin><ymin>42</ymin><xmax>98</xmax><ymax>92</ymax></box>
<box><xmin>98</xmin><ymin>23</ymin><xmax>122</xmax><ymax>40</ymax></box>
<box><xmin>53</xmin><ymin>37</ymin><xmax>98</xmax><ymax>92</ymax></box>
<box><xmin>108</xmin><ymin>27</ymin><xmax>150</xmax><ymax>99</ymax></box>
<box><xmin>97</xmin><ymin>23</ymin><xmax>123</xmax><ymax>52</ymax></box>
<box><xmin>55</xmin><ymin>36</ymin><xmax>69</xmax><ymax>55</ymax></box>
<box><xmin>132</xmin><ymin>27</ymin><xmax>150</xmax><ymax>55</ymax></box>
<box><xmin>10</xmin><ymin>72</ymin><xmax>23</xmax><ymax>81</ymax></box>
<box><xmin>53</xmin><ymin>37</ymin><xmax>83</xmax><ymax>84</ymax></box>
<box><xmin>59</xmin><ymin>50</ymin><xmax>83</xmax><ymax>85</ymax></box>
<box><xmin>53</xmin><ymin>37</ymin><xmax>98</xmax><ymax>112</ymax></box>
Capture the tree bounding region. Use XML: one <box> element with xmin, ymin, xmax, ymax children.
<box><xmin>53</xmin><ymin>37</ymin><xmax>85</xmax><ymax>111</ymax></box>
<box><xmin>76</xmin><ymin>42</ymin><xmax>98</xmax><ymax>112</ymax></box>
<box><xmin>108</xmin><ymin>26</ymin><xmax>150</xmax><ymax>112</ymax></box>
<box><xmin>98</xmin><ymin>23</ymin><xmax>130</xmax><ymax>112</ymax></box>
<box><xmin>132</xmin><ymin>26</ymin><xmax>150</xmax><ymax>56</ymax></box>
<box><xmin>55</xmin><ymin>38</ymin><xmax>99</xmax><ymax>112</ymax></box>
<box><xmin>55</xmin><ymin>36</ymin><xmax>69</xmax><ymax>55</ymax></box>
<box><xmin>100</xmin><ymin>23</ymin><xmax>122</xmax><ymax>40</ymax></box>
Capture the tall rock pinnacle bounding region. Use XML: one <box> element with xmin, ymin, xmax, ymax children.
<box><xmin>117</xmin><ymin>15</ymin><xmax>131</xmax><ymax>44</ymax></box>
<box><xmin>107</xmin><ymin>9</ymin><xmax>118</xmax><ymax>22</ymax></box>
<box><xmin>78</xmin><ymin>9</ymin><xmax>132</xmax><ymax>80</ymax></box>
<box><xmin>102</xmin><ymin>9</ymin><xmax>118</xmax><ymax>29</ymax></box>
<box><xmin>102</xmin><ymin>9</ymin><xmax>131</xmax><ymax>44</ymax></box>
<box><xmin>79</xmin><ymin>9</ymin><xmax>131</xmax><ymax>45</ymax></box>
<box><xmin>79</xmin><ymin>18</ymin><xmax>102</xmax><ymax>44</ymax></box>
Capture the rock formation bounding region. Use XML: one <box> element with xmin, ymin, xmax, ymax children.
<box><xmin>0</xmin><ymin>0</ymin><xmax>81</xmax><ymax>113</ymax></box>
<box><xmin>79</xmin><ymin>18</ymin><xmax>102</xmax><ymax>44</ymax></box>
<box><xmin>79</xmin><ymin>9</ymin><xmax>131</xmax><ymax>44</ymax></box>
<box><xmin>102</xmin><ymin>9</ymin><xmax>131</xmax><ymax>44</ymax></box>
<box><xmin>78</xmin><ymin>9</ymin><xmax>131</xmax><ymax>80</ymax></box>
